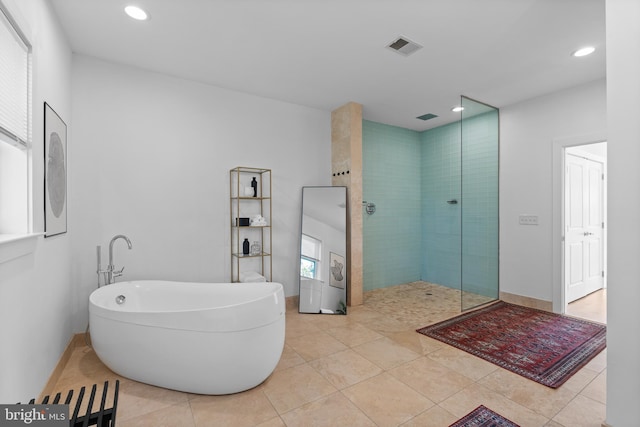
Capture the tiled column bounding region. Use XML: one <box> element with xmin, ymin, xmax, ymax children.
<box><xmin>331</xmin><ymin>102</ymin><xmax>363</xmax><ymax>306</ymax></box>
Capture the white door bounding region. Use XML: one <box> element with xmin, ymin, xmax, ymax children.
<box><xmin>565</xmin><ymin>153</ymin><xmax>604</xmax><ymax>303</ymax></box>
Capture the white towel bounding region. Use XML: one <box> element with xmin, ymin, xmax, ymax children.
<box><xmin>239</xmin><ymin>271</ymin><xmax>266</xmax><ymax>283</ymax></box>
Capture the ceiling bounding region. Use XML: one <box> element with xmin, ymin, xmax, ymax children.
<box><xmin>303</xmin><ymin>187</ymin><xmax>347</xmax><ymax>233</ymax></box>
<box><xmin>49</xmin><ymin>0</ymin><xmax>606</xmax><ymax>131</ymax></box>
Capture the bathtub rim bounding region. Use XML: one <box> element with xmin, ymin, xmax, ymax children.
<box><xmin>89</xmin><ymin>280</ymin><xmax>285</xmax><ymax>333</ymax></box>
<box><xmin>89</xmin><ymin>280</ymin><xmax>283</xmax><ymax>314</ymax></box>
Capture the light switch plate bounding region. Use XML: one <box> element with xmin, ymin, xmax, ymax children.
<box><xmin>519</xmin><ymin>214</ymin><xmax>539</xmax><ymax>225</ymax></box>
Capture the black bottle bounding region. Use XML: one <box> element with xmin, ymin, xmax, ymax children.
<box><xmin>251</xmin><ymin>177</ymin><xmax>257</xmax><ymax>197</ymax></box>
<box><xmin>243</xmin><ymin>238</ymin><xmax>250</xmax><ymax>255</ymax></box>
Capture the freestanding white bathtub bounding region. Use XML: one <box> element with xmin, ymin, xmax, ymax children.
<box><xmin>89</xmin><ymin>280</ymin><xmax>285</xmax><ymax>395</ymax></box>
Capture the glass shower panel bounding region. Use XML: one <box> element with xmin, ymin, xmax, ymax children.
<box><xmin>460</xmin><ymin>96</ymin><xmax>499</xmax><ymax>311</ymax></box>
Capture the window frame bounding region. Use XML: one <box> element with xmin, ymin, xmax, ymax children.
<box><xmin>0</xmin><ymin>0</ymin><xmax>37</xmax><ymax>258</ymax></box>
<box><xmin>0</xmin><ymin>1</ymin><xmax>31</xmax><ymax>149</ymax></box>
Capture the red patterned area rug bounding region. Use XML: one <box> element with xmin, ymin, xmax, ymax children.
<box><xmin>450</xmin><ymin>405</ymin><xmax>520</xmax><ymax>427</ymax></box>
<box><xmin>417</xmin><ymin>301</ymin><xmax>606</xmax><ymax>388</ymax></box>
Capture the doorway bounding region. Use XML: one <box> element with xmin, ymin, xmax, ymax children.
<box><xmin>562</xmin><ymin>142</ymin><xmax>607</xmax><ymax>320</ymax></box>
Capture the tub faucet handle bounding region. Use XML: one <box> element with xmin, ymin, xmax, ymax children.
<box><xmin>113</xmin><ymin>266</ymin><xmax>125</xmax><ymax>279</ymax></box>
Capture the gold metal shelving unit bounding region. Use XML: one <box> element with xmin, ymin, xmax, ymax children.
<box><xmin>229</xmin><ymin>167</ymin><xmax>272</xmax><ymax>282</ymax></box>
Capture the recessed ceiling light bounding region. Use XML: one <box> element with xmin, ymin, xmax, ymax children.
<box><xmin>572</xmin><ymin>46</ymin><xmax>595</xmax><ymax>57</ymax></box>
<box><xmin>125</xmin><ymin>5</ymin><xmax>149</xmax><ymax>21</ymax></box>
<box><xmin>451</xmin><ymin>106</ymin><xmax>464</xmax><ymax>113</ymax></box>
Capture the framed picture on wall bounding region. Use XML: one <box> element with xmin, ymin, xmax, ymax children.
<box><xmin>44</xmin><ymin>102</ymin><xmax>67</xmax><ymax>237</ymax></box>
<box><xmin>329</xmin><ymin>252</ymin><xmax>346</xmax><ymax>289</ymax></box>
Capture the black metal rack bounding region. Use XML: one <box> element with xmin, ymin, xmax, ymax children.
<box><xmin>24</xmin><ymin>380</ymin><xmax>119</xmax><ymax>427</ymax></box>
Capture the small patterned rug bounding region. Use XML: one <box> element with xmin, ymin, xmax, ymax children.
<box><xmin>417</xmin><ymin>301</ymin><xmax>606</xmax><ymax>388</ymax></box>
<box><xmin>450</xmin><ymin>405</ymin><xmax>520</xmax><ymax>427</ymax></box>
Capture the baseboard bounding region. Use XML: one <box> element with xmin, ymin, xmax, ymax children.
<box><xmin>38</xmin><ymin>333</ymin><xmax>86</xmax><ymax>401</ymax></box>
<box><xmin>500</xmin><ymin>291</ymin><xmax>552</xmax><ymax>312</ymax></box>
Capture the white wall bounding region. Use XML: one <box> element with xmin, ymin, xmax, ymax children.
<box><xmin>69</xmin><ymin>56</ymin><xmax>331</xmax><ymax>331</ymax></box>
<box><xmin>0</xmin><ymin>0</ymin><xmax>72</xmax><ymax>403</ymax></box>
<box><xmin>605</xmin><ymin>0</ymin><xmax>640</xmax><ymax>423</ymax></box>
<box><xmin>500</xmin><ymin>79</ymin><xmax>607</xmax><ymax>302</ymax></box>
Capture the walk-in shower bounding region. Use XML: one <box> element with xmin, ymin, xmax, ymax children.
<box><xmin>363</xmin><ymin>96</ymin><xmax>499</xmax><ymax>311</ymax></box>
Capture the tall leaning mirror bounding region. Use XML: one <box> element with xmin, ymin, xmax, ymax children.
<box><xmin>299</xmin><ymin>186</ymin><xmax>347</xmax><ymax>314</ymax></box>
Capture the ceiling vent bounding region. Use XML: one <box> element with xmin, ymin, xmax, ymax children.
<box><xmin>416</xmin><ymin>113</ymin><xmax>438</xmax><ymax>121</ymax></box>
<box><xmin>386</xmin><ymin>36</ymin><xmax>423</xmax><ymax>56</ymax></box>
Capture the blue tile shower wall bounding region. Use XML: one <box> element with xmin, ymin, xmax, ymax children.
<box><xmin>420</xmin><ymin>122</ymin><xmax>462</xmax><ymax>288</ymax></box>
<box><xmin>363</xmin><ymin>111</ymin><xmax>498</xmax><ymax>295</ymax></box>
<box><xmin>363</xmin><ymin>120</ymin><xmax>422</xmax><ymax>291</ymax></box>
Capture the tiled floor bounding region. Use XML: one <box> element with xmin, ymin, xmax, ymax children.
<box><xmin>50</xmin><ymin>282</ymin><xmax>607</xmax><ymax>426</ymax></box>
<box><xmin>566</xmin><ymin>288</ymin><xmax>607</xmax><ymax>324</ymax></box>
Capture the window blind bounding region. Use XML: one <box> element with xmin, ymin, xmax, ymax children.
<box><xmin>0</xmin><ymin>5</ymin><xmax>30</xmax><ymax>148</ymax></box>
<box><xmin>301</xmin><ymin>234</ymin><xmax>322</xmax><ymax>261</ymax></box>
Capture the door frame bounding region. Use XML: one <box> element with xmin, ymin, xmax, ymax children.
<box><xmin>552</xmin><ymin>133</ymin><xmax>607</xmax><ymax>314</ymax></box>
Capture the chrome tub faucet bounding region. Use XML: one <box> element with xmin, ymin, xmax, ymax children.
<box><xmin>97</xmin><ymin>234</ymin><xmax>133</xmax><ymax>285</ymax></box>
